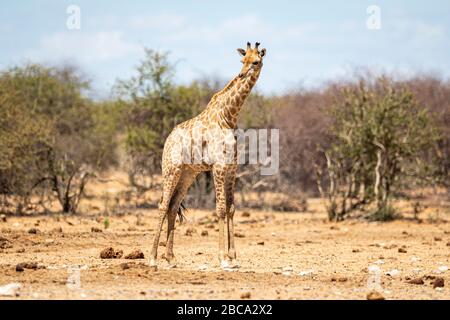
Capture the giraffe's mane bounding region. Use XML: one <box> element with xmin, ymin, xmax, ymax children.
<box><xmin>208</xmin><ymin>76</ymin><xmax>239</xmax><ymax>106</ymax></box>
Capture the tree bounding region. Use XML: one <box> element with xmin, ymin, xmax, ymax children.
<box><xmin>115</xmin><ymin>48</ymin><xmax>215</xmax><ymax>192</ymax></box>
<box><xmin>0</xmin><ymin>64</ymin><xmax>118</xmax><ymax>214</ymax></box>
<box><xmin>317</xmin><ymin>77</ymin><xmax>441</xmax><ymax>221</ymax></box>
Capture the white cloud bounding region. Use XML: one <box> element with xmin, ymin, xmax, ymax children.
<box><xmin>26</xmin><ymin>31</ymin><xmax>140</xmax><ymax>64</ymax></box>
<box><xmin>19</xmin><ymin>12</ymin><xmax>450</xmax><ymax>95</ymax></box>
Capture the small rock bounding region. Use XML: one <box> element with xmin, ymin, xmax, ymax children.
<box><xmin>446</xmin><ymin>242</ymin><xmax>450</xmax><ymax>246</ymax></box>
<box><xmin>185</xmin><ymin>227</ymin><xmax>196</xmax><ymax>236</ymax></box>
<box><xmin>398</xmin><ymin>247</ymin><xmax>407</xmax><ymax>253</ymax></box>
<box><xmin>338</xmin><ymin>277</ymin><xmax>348</xmax><ymax>282</ymax></box>
<box><xmin>100</xmin><ymin>247</ymin><xmax>123</xmax><ymax>259</ymax></box>
<box><xmin>352</xmin><ymin>249</ymin><xmax>361</xmax><ymax>253</ymax></box>
<box><xmin>366</xmin><ymin>291</ymin><xmax>385</xmax><ymax>300</ymax></box>
<box><xmin>0</xmin><ymin>283</ymin><xmax>21</xmax><ymax>296</ymax></box>
<box><xmin>298</xmin><ymin>269</ymin><xmax>315</xmax><ymax>276</ymax></box>
<box><xmin>120</xmin><ymin>263</ymin><xmax>130</xmax><ymax>270</ymax></box>
<box><xmin>52</xmin><ymin>227</ymin><xmax>63</xmax><ymax>233</ymax></box>
<box><xmin>0</xmin><ymin>236</ymin><xmax>12</xmax><ymax>249</ymax></box>
<box><xmin>198</xmin><ymin>265</ymin><xmax>208</xmax><ymax>271</ymax></box>
<box><xmin>386</xmin><ymin>269</ymin><xmax>400</xmax><ymax>277</ymax></box>
<box><xmin>241</xmin><ymin>211</ymin><xmax>251</xmax><ymax>217</ymax></box>
<box><xmin>0</xmin><ymin>214</ymin><xmax>6</xmax><ymax>222</ymax></box>
<box><xmin>159</xmin><ymin>241</ymin><xmax>166</xmax><ymax>247</ymax></box>
<box><xmin>257</xmin><ymin>241</ymin><xmax>265</xmax><ymax>245</ymax></box>
<box><xmin>91</xmin><ymin>227</ymin><xmax>103</xmax><ymax>233</ymax></box>
<box><xmin>124</xmin><ymin>250</ymin><xmax>144</xmax><ymax>259</ymax></box>
<box><xmin>282</xmin><ymin>266</ymin><xmax>293</xmax><ymax>272</ymax></box>
<box><xmin>432</xmin><ymin>277</ymin><xmax>444</xmax><ymax>288</ymax></box>
<box><xmin>201</xmin><ymin>230</ymin><xmax>209</xmax><ymax>237</ymax></box>
<box><xmin>15</xmin><ymin>262</ymin><xmax>38</xmax><ymax>271</ymax></box>
<box><xmin>407</xmin><ymin>278</ymin><xmax>424</xmax><ymax>285</ymax></box>
<box><xmin>234</xmin><ymin>232</ymin><xmax>245</xmax><ymax>238</ymax></box>
<box><xmin>434</xmin><ymin>237</ymin><xmax>442</xmax><ymax>241</ymax></box>
<box><xmin>240</xmin><ymin>292</ymin><xmax>251</xmax><ymax>299</ymax></box>
<box><xmin>28</xmin><ymin>228</ymin><xmax>40</xmax><ymax>234</ymax></box>
<box><xmin>436</xmin><ymin>265</ymin><xmax>448</xmax><ymax>273</ymax></box>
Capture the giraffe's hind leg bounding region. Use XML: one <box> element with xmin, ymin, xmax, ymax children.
<box><xmin>149</xmin><ymin>167</ymin><xmax>182</xmax><ymax>267</ymax></box>
<box><xmin>163</xmin><ymin>169</ymin><xmax>198</xmax><ymax>267</ymax></box>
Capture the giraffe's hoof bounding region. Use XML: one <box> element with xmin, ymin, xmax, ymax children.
<box><xmin>230</xmin><ymin>260</ymin><xmax>241</xmax><ymax>269</ymax></box>
<box><xmin>149</xmin><ymin>258</ymin><xmax>157</xmax><ymax>267</ymax></box>
<box><xmin>220</xmin><ymin>259</ymin><xmax>231</xmax><ymax>269</ymax></box>
<box><xmin>162</xmin><ymin>253</ymin><xmax>178</xmax><ymax>268</ymax></box>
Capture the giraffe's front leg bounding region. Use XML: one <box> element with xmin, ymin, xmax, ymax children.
<box><xmin>217</xmin><ymin>201</ymin><xmax>230</xmax><ymax>268</ymax></box>
<box><xmin>227</xmin><ymin>204</ymin><xmax>239</xmax><ymax>268</ymax></box>
<box><xmin>213</xmin><ymin>168</ymin><xmax>230</xmax><ymax>269</ymax></box>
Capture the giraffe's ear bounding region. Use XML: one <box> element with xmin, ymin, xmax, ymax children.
<box><xmin>260</xmin><ymin>48</ymin><xmax>266</xmax><ymax>58</ymax></box>
<box><xmin>237</xmin><ymin>48</ymin><xmax>246</xmax><ymax>57</ymax></box>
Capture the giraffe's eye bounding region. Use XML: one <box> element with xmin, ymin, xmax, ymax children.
<box><xmin>252</xmin><ymin>61</ymin><xmax>259</xmax><ymax>66</ymax></box>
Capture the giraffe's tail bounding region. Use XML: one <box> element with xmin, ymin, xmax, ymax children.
<box><xmin>177</xmin><ymin>201</ymin><xmax>187</xmax><ymax>224</ymax></box>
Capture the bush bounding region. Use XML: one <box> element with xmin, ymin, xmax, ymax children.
<box><xmin>317</xmin><ymin>76</ymin><xmax>441</xmax><ymax>221</ymax></box>
<box><xmin>0</xmin><ymin>64</ymin><xmax>119</xmax><ymax>214</ymax></box>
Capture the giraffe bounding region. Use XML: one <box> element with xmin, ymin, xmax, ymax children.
<box><xmin>149</xmin><ymin>42</ymin><xmax>266</xmax><ymax>269</ymax></box>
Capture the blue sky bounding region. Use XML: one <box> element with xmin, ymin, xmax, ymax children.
<box><xmin>1</xmin><ymin>1</ymin><xmax>449</xmax><ymax>97</ymax></box>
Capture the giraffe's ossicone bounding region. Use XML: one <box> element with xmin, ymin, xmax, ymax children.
<box><xmin>150</xmin><ymin>42</ymin><xmax>267</xmax><ymax>269</ymax></box>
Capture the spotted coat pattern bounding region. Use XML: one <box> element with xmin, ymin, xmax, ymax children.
<box><xmin>150</xmin><ymin>42</ymin><xmax>266</xmax><ymax>268</ymax></box>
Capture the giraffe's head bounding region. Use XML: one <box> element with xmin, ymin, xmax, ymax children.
<box><xmin>237</xmin><ymin>42</ymin><xmax>266</xmax><ymax>79</ymax></box>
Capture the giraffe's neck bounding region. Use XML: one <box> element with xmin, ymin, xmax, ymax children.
<box><xmin>208</xmin><ymin>69</ymin><xmax>261</xmax><ymax>128</ymax></box>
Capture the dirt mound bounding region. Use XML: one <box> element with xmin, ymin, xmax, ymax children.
<box><xmin>15</xmin><ymin>262</ymin><xmax>40</xmax><ymax>272</ymax></box>
<box><xmin>125</xmin><ymin>250</ymin><xmax>144</xmax><ymax>259</ymax></box>
<box><xmin>432</xmin><ymin>277</ymin><xmax>445</xmax><ymax>288</ymax></box>
<box><xmin>0</xmin><ymin>236</ymin><xmax>12</xmax><ymax>249</ymax></box>
<box><xmin>367</xmin><ymin>291</ymin><xmax>385</xmax><ymax>300</ymax></box>
<box><xmin>100</xmin><ymin>247</ymin><xmax>123</xmax><ymax>259</ymax></box>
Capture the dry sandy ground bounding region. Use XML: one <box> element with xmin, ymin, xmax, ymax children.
<box><xmin>0</xmin><ymin>206</ymin><xmax>449</xmax><ymax>300</ymax></box>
